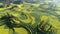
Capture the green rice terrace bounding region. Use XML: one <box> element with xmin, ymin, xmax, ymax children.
<box><xmin>0</xmin><ymin>0</ymin><xmax>60</xmax><ymax>34</ymax></box>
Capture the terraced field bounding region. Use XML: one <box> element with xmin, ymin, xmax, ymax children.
<box><xmin>0</xmin><ymin>1</ymin><xmax>60</xmax><ymax>34</ymax></box>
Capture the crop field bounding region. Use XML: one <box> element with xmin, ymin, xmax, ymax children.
<box><xmin>0</xmin><ymin>0</ymin><xmax>60</xmax><ymax>34</ymax></box>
